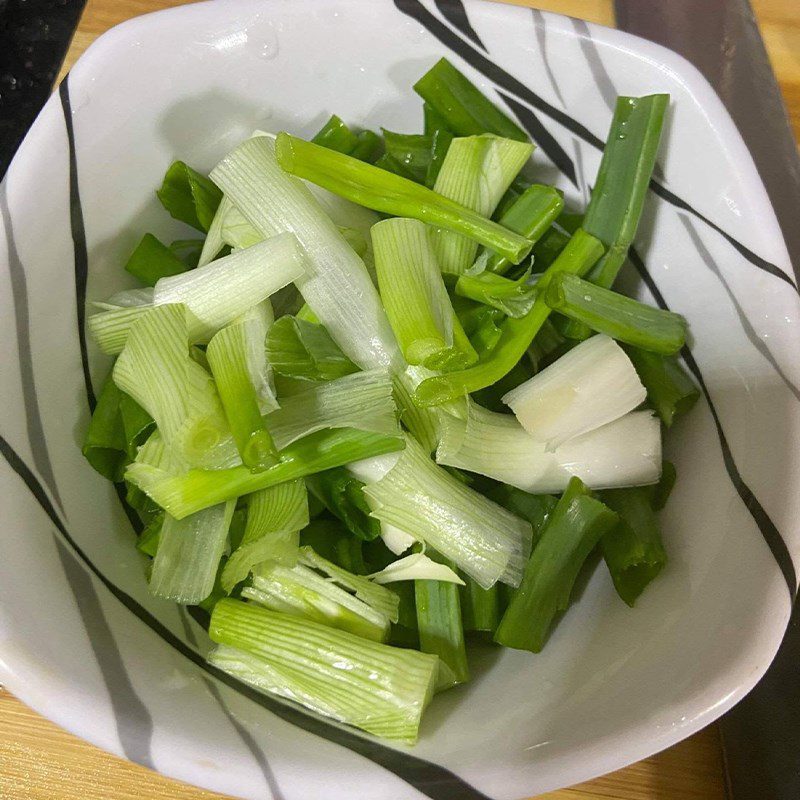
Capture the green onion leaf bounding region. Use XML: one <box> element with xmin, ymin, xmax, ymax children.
<box><xmin>305</xmin><ymin>467</ymin><xmax>381</xmax><ymax>541</ymax></box>
<box><xmin>81</xmin><ymin>376</ymin><xmax>127</xmax><ymax>481</ymax></box>
<box><xmin>312</xmin><ymin>114</ymin><xmax>360</xmax><ymax>154</ymax></box>
<box><xmin>460</xmin><ymin>577</ymin><xmax>501</xmax><ymax>634</ymax></box>
<box><xmin>125</xmin><ymin>233</ymin><xmax>188</xmax><ymax>286</ymax></box>
<box><xmin>168</xmin><ymin>238</ymin><xmax>204</xmax><ymax>268</ymax></box>
<box><xmin>208</xmin><ymin>600</ymin><xmax>438</xmax><ymax>743</ymax></box>
<box><xmin>157</xmin><ymin>161</ymin><xmax>223</xmax><ymax>233</ymax></box>
<box><xmin>494</xmin><ymin>477</ymin><xmax>618</xmax><ymax>652</ymax></box>
<box><xmin>382</xmin><ymin>130</ymin><xmax>433</xmax><ymax>183</ymax></box>
<box><xmin>456</xmin><ymin>269</ymin><xmax>537</xmax><ymax>318</ymax></box>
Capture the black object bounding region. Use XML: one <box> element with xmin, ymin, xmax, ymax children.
<box><xmin>0</xmin><ymin>0</ymin><xmax>88</xmax><ymax>179</ymax></box>
<box><xmin>616</xmin><ymin>2</ymin><xmax>800</xmax><ymax>798</ymax></box>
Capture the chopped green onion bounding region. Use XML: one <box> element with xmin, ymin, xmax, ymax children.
<box><xmin>153</xmin><ymin>233</ymin><xmax>306</xmax><ymax>342</ymax></box>
<box><xmin>87</xmin><ymin>304</ymin><xmax>153</xmax><ymax>356</ymax></box>
<box><xmin>382</xmin><ymin>130</ymin><xmax>433</xmax><ymax>183</ymax></box>
<box><xmin>362</xmin><ymin>435</ymin><xmax>531</xmax><ymax>589</ymax></box>
<box><xmin>601</xmin><ymin>486</ymin><xmax>667</xmax><ymax>606</ymax></box>
<box><xmin>136</xmin><ymin>512</ymin><xmax>163</xmax><ymax>557</ymax></box>
<box><xmin>300</xmin><ymin>519</ymin><xmax>369</xmax><ymax>575</ymax></box>
<box><xmin>481</xmin><ymin>184</ymin><xmax>564</xmax><ymax>275</ymax></box>
<box><xmin>126</xmin><ymin>428</ymin><xmax>405</xmax><ymax>519</ymax></box>
<box><xmin>149</xmin><ymin>500</ymin><xmax>235</xmax><ymax>604</ymax></box>
<box><xmin>460</xmin><ymin>577</ymin><xmax>501</xmax><ymax>634</ymax></box>
<box><xmin>125</xmin><ymin>233</ymin><xmax>188</xmax><ymax>286</ymax></box>
<box><xmin>350</xmin><ymin>129</ymin><xmax>383</xmax><ymax>162</ymax></box>
<box><xmin>415</xmin><ymin>554</ymin><xmax>469</xmax><ymax>689</ymax></box>
<box><xmin>455</xmin><ymin>300</ymin><xmax>505</xmax><ymax>357</ymax></box>
<box><xmin>502</xmin><ymin>334</ymin><xmax>646</xmax><ymax>448</ymax></box>
<box><xmin>456</xmin><ymin>269</ymin><xmax>537</xmax><ymax>318</ymax></box>
<box><xmin>372</xmin><ymin>217</ymin><xmax>477</xmax><ymax>370</ymax></box>
<box><xmin>650</xmin><ymin>460</ymin><xmax>677</xmax><ymax>511</ymax></box>
<box><xmin>625</xmin><ymin>347</ymin><xmax>700</xmax><ymax>426</ymax></box>
<box><xmin>208</xmin><ymin>600</ymin><xmax>438</xmax><ymax>743</ymax></box>
<box><xmin>426</xmin><ymin>128</ymin><xmax>454</xmax><ymax>188</ymax></box>
<box><xmin>274</xmin><ymin>133</ymin><xmax>533</xmax><ymax>265</ymax></box>
<box><xmin>266</xmin><ymin>315</ymin><xmax>358</xmax><ymax>382</ymax></box>
<box><xmin>312</xmin><ymin>114</ymin><xmax>359</xmax><ymax>153</ymax></box>
<box><xmin>423</xmin><ymin>101</ymin><xmax>453</xmax><ymax>136</ymax></box>
<box><xmin>494</xmin><ymin>477</ymin><xmax>618</xmax><ymax>652</ymax></box>
<box><xmin>305</xmin><ymin>467</ymin><xmax>381</xmax><ymax>541</ymax></box>
<box><xmin>221</xmin><ymin>480</ymin><xmax>308</xmax><ymax>592</ymax></box>
<box><xmin>545</xmin><ymin>273</ymin><xmax>687</xmax><ymax>355</ymax></box>
<box><xmin>431</xmin><ymin>135</ymin><xmax>533</xmax><ymax>275</ymax></box>
<box><xmin>413</xmin><ymin>58</ymin><xmax>527</xmax><ymax>141</ymax></box>
<box><xmin>198</xmin><ymin>195</ymin><xmax>234</xmax><ymax>267</ymax></box>
<box><xmin>413</xmin><ymin>229</ymin><xmax>604</xmax><ymax>406</ymax></box>
<box><xmin>168</xmin><ymin>238</ymin><xmax>204</xmax><ymax>267</ymax></box>
<box><xmin>81</xmin><ymin>376</ymin><xmax>128</xmax><ymax>481</ymax></box>
<box><xmin>157</xmin><ymin>160</ymin><xmax>223</xmax><ymax>233</ymax></box>
<box><xmin>369</xmin><ymin>552</ymin><xmax>464</xmax><ymax>585</ymax></box>
<box><xmin>210</xmin><ymin>135</ymin><xmax>402</xmax><ymax>371</ymax></box>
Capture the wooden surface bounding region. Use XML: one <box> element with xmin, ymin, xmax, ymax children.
<box><xmin>4</xmin><ymin>0</ymin><xmax>798</xmax><ymax>798</ymax></box>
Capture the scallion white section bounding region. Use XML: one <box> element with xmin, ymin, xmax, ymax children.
<box><xmin>369</xmin><ymin>553</ymin><xmax>465</xmax><ymax>585</ymax></box>
<box><xmin>502</xmin><ymin>334</ymin><xmax>646</xmax><ymax>448</ymax></box>
<box><xmin>362</xmin><ymin>435</ymin><xmax>531</xmax><ymax>589</ymax></box>
<box><xmin>149</xmin><ymin>500</ymin><xmax>234</xmax><ymax>603</ymax></box>
<box><xmin>88</xmin><ymin>305</ymin><xmax>153</xmax><ymax>355</ymax></box>
<box><xmin>153</xmin><ymin>233</ymin><xmax>305</xmax><ymax>342</ymax></box>
<box><xmin>210</xmin><ymin>136</ymin><xmax>401</xmax><ymax>371</ymax></box>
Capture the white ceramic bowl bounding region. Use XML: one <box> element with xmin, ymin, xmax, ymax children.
<box><xmin>1</xmin><ymin>1</ymin><xmax>798</xmax><ymax>798</ymax></box>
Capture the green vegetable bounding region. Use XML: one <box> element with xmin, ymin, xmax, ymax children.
<box><xmin>305</xmin><ymin>467</ymin><xmax>381</xmax><ymax>541</ymax></box>
<box><xmin>494</xmin><ymin>478</ymin><xmax>618</xmax><ymax>652</ymax></box>
<box><xmin>456</xmin><ymin>269</ymin><xmax>537</xmax><ymax>318</ymax></box>
<box><xmin>125</xmin><ymin>233</ymin><xmax>188</xmax><ymax>286</ymax></box>
<box><xmin>460</xmin><ymin>577</ymin><xmax>501</xmax><ymax>635</ymax></box>
<box><xmin>81</xmin><ymin>376</ymin><xmax>128</xmax><ymax>481</ymax></box>
<box><xmin>382</xmin><ymin>130</ymin><xmax>433</xmax><ymax>183</ymax></box>
<box><xmin>312</xmin><ymin>114</ymin><xmax>360</xmax><ymax>154</ymax></box>
<box><xmin>156</xmin><ymin>160</ymin><xmax>223</xmax><ymax>232</ymax></box>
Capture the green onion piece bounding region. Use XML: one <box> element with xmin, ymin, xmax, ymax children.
<box><xmin>480</xmin><ymin>486</ymin><xmax>557</xmax><ymax>549</ymax></box>
<box><xmin>300</xmin><ymin>519</ymin><xmax>369</xmax><ymax>575</ymax></box>
<box><xmin>149</xmin><ymin>500</ymin><xmax>235</xmax><ymax>604</ymax></box>
<box><xmin>266</xmin><ymin>315</ymin><xmax>358</xmax><ymax>382</ymax></box>
<box><xmin>306</xmin><ymin>467</ymin><xmax>381</xmax><ymax>541</ymax></box>
<box><xmin>312</xmin><ymin>114</ymin><xmax>360</xmax><ymax>154</ymax></box>
<box><xmin>211</xmin><ymin>135</ymin><xmax>402</xmax><ymax>371</ymax></box>
<box><xmin>530</xmin><ymin>223</ymin><xmax>571</xmax><ymax>271</ymax></box>
<box><xmin>373</xmin><ymin>152</ymin><xmax>416</xmax><ymax>179</ymax></box>
<box><xmin>527</xmin><ymin>318</ymin><xmax>566</xmax><ymax>372</ymax></box>
<box><xmin>455</xmin><ymin>300</ymin><xmax>505</xmax><ymax>357</ymax></box>
<box><xmin>471</xmin><ymin>358</ymin><xmax>533</xmax><ymax>412</ymax></box>
<box><xmin>168</xmin><ymin>238</ymin><xmax>204</xmax><ymax>268</ymax></box>
<box><xmin>501</xmin><ymin>334</ymin><xmax>646</xmax><ymax>448</ymax></box>
<box><xmin>460</xmin><ymin>577</ymin><xmax>501</xmax><ymax>634</ymax></box>
<box><xmin>625</xmin><ymin>347</ymin><xmax>700</xmax><ymax>426</ymax></box>
<box><xmin>350</xmin><ymin>129</ymin><xmax>384</xmax><ymax>163</ymax></box>
<box><xmin>87</xmin><ymin>304</ymin><xmax>153</xmax><ymax>356</ymax></box>
<box><xmin>416</xmin><ymin>554</ymin><xmax>469</xmax><ymax>689</ymax></box>
<box><xmin>601</xmin><ymin>486</ymin><xmax>667</xmax><ymax>606</ymax></box>
<box><xmin>264</xmin><ymin>368</ymin><xmax>399</xmax><ymax>450</ymax></box>
<box><xmin>425</xmin><ymin>128</ymin><xmax>454</xmax><ymax>188</ymax></box>
<box><xmin>494</xmin><ymin>477</ymin><xmax>618</xmax><ymax>652</ymax></box>
<box><xmin>369</xmin><ymin>552</ymin><xmax>463</xmax><ymax>585</ymax></box>
<box><xmin>125</xmin><ymin>233</ymin><xmax>188</xmax><ymax>286</ymax></box>
<box><xmin>413</xmin><ymin>228</ymin><xmax>604</xmax><ymax>406</ymax></box>
<box><xmin>372</xmin><ymin>217</ymin><xmax>477</xmax><ymax>370</ymax></box>
<box><xmin>414</xmin><ymin>58</ymin><xmax>527</xmax><ymax>141</ymax></box>
<box><xmin>136</xmin><ymin>512</ymin><xmax>163</xmax><ymax>557</ymax></box>
<box><xmin>207</xmin><ymin>320</ymin><xmax>277</xmax><ymax>471</ymax></box>
<box><xmin>81</xmin><ymin>376</ymin><xmax>127</xmax><ymax>480</ymax></box>
<box><xmin>391</xmin><ymin>366</ymin><xmax>443</xmax><ymax>455</ymax></box>
<box><xmin>119</xmin><ymin>392</ymin><xmax>155</xmax><ymax>460</ymax></box>
<box><xmin>126</xmin><ymin>428</ymin><xmax>405</xmax><ymax>519</ymax></box>
<box><xmin>650</xmin><ymin>460</ymin><xmax>677</xmax><ymax>511</ymax></box>
<box><xmin>208</xmin><ymin>600</ymin><xmax>438</xmax><ymax>744</ymax></box>
<box><xmin>481</xmin><ymin>184</ymin><xmax>564</xmax><ymax>275</ymax></box>
<box><xmin>423</xmin><ymin>102</ymin><xmax>452</xmax><ymax>135</ymax></box>
<box><xmin>221</xmin><ymin>480</ymin><xmax>308</xmax><ymax>592</ymax></box>
<box><xmin>153</xmin><ymin>233</ymin><xmax>306</xmax><ymax>342</ymax></box>
<box><xmin>545</xmin><ymin>273</ymin><xmax>687</xmax><ymax>355</ymax></box>
<box><xmin>197</xmin><ymin>195</ymin><xmax>232</xmax><ymax>267</ymax></box>
<box><xmin>456</xmin><ymin>269</ymin><xmax>537</xmax><ymax>318</ymax></box>
<box><xmin>362</xmin><ymin>435</ymin><xmax>531</xmax><ymax>589</ymax></box>
<box><xmin>431</xmin><ymin>134</ymin><xmax>533</xmax><ymax>275</ymax></box>
<box><xmin>382</xmin><ymin>130</ymin><xmax>433</xmax><ymax>183</ymax></box>
<box><xmin>156</xmin><ymin>160</ymin><xmax>223</xmax><ymax>233</ymax></box>
<box><xmin>274</xmin><ymin>133</ymin><xmax>533</xmax><ymax>265</ymax></box>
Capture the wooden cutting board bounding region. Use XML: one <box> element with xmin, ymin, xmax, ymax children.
<box><xmin>2</xmin><ymin>1</ymin><xmax>797</xmax><ymax>798</ymax></box>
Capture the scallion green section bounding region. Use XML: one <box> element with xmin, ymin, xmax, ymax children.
<box><xmin>156</xmin><ymin>160</ymin><xmax>223</xmax><ymax>232</ymax></box>
<box><xmin>625</xmin><ymin>347</ymin><xmax>699</xmax><ymax>426</ymax></box>
<box><xmin>305</xmin><ymin>467</ymin><xmax>381</xmax><ymax>541</ymax></box>
<box><xmin>456</xmin><ymin>269</ymin><xmax>537</xmax><ymax>318</ymax></box>
<box><xmin>125</xmin><ymin>233</ymin><xmax>188</xmax><ymax>286</ymax></box>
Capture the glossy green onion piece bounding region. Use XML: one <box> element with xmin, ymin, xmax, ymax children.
<box><xmin>413</xmin><ymin>228</ymin><xmax>604</xmax><ymax>406</ymax></box>
<box><xmin>212</xmin><ymin>135</ymin><xmax>401</xmax><ymax>371</ymax></box>
<box><xmin>153</xmin><ymin>233</ymin><xmax>305</xmax><ymax>342</ymax></box>
<box><xmin>220</xmin><ymin>480</ymin><xmax>308</xmax><ymax>592</ymax></box>
<box><xmin>455</xmin><ymin>300</ymin><xmax>504</xmax><ymax>358</ymax></box>
<box><xmin>81</xmin><ymin>376</ymin><xmax>128</xmax><ymax>481</ymax></box>
<box><xmin>312</xmin><ymin>114</ymin><xmax>359</xmax><ymax>154</ymax></box>
<box><xmin>207</xmin><ymin>312</ymin><xmax>278</xmax><ymax>471</ymax></box>
<box><xmin>650</xmin><ymin>461</ymin><xmax>677</xmax><ymax>511</ymax></box>
<box><xmin>125</xmin><ymin>233</ymin><xmax>188</xmax><ymax>286</ymax></box>
<box><xmin>149</xmin><ymin>500</ymin><xmax>235</xmax><ymax>604</ymax></box>
<box><xmin>502</xmin><ymin>334</ymin><xmax>646</xmax><ymax>449</ymax></box>
<box><xmin>494</xmin><ymin>477</ymin><xmax>618</xmax><ymax>652</ymax></box>
<box><xmin>112</xmin><ymin>304</ymin><xmax>230</xmax><ymax>468</ymax></box>
<box><xmin>426</xmin><ymin>128</ymin><xmax>454</xmax><ymax>188</ymax></box>
<box><xmin>208</xmin><ymin>600</ymin><xmax>438</xmax><ymax>744</ymax></box>
<box><xmin>350</xmin><ymin>129</ymin><xmax>383</xmax><ymax>163</ymax></box>
<box><xmin>456</xmin><ymin>269</ymin><xmax>537</xmax><ymax>318</ymax></box>
<box><xmin>625</xmin><ymin>348</ymin><xmax>700</xmax><ymax>426</ymax></box>
<box><xmin>460</xmin><ymin>577</ymin><xmax>501</xmax><ymax>634</ymax></box>
<box><xmin>274</xmin><ymin>133</ymin><xmax>533</xmax><ymax>265</ymax></box>
<box><xmin>545</xmin><ymin>273</ymin><xmax>687</xmax><ymax>355</ymax></box>
<box><xmin>243</xmin><ymin>546</ymin><xmax>399</xmax><ymax>642</ymax></box>
<box><xmin>136</xmin><ymin>512</ymin><xmax>163</xmax><ymax>557</ymax></box>
<box><xmin>423</xmin><ymin>101</ymin><xmax>453</xmax><ymax>136</ymax></box>
<box><xmin>306</xmin><ymin>467</ymin><xmax>381</xmax><ymax>541</ymax></box>
<box><xmin>125</xmin><ymin>428</ymin><xmax>405</xmax><ymax>519</ymax></box>
<box><xmin>480</xmin><ymin>486</ymin><xmax>557</xmax><ymax>549</ymax></box>
<box><xmin>563</xmin><ymin>94</ymin><xmax>668</xmax><ymax>339</ymax></box>
<box><xmin>601</xmin><ymin>486</ymin><xmax>667</xmax><ymax>606</ymax></box>
<box><xmin>414</xmin><ymin>58</ymin><xmax>527</xmax><ymax>141</ymax></box>
<box><xmin>431</xmin><ymin>134</ymin><xmax>532</xmax><ymax>275</ymax></box>
<box><xmin>362</xmin><ymin>435</ymin><xmax>531</xmax><ymax>589</ymax></box>
<box><xmin>197</xmin><ymin>195</ymin><xmax>233</xmax><ymax>267</ymax></box>
<box><xmin>372</xmin><ymin>217</ymin><xmax>477</xmax><ymax>370</ymax></box>
<box><xmin>382</xmin><ymin>130</ymin><xmax>433</xmax><ymax>183</ymax></box>
<box><xmin>480</xmin><ymin>185</ymin><xmax>564</xmax><ymax>275</ymax></box>
<box><xmin>266</xmin><ymin>315</ymin><xmax>358</xmax><ymax>382</ymax></box>
<box><xmin>157</xmin><ymin>160</ymin><xmax>223</xmax><ymax>233</ymax></box>
<box><xmin>168</xmin><ymin>238</ymin><xmax>203</xmax><ymax>267</ymax></box>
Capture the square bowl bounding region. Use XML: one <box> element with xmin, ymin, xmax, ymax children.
<box><xmin>1</xmin><ymin>1</ymin><xmax>799</xmax><ymax>798</ymax></box>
